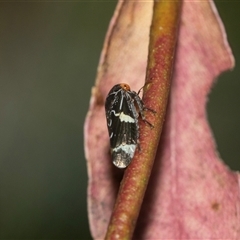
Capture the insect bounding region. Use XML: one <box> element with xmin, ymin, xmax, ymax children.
<box><xmin>105</xmin><ymin>83</ymin><xmax>154</xmax><ymax>168</ymax></box>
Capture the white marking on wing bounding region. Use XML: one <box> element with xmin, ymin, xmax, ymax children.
<box><xmin>110</xmin><ymin>110</ymin><xmax>135</xmax><ymax>123</ymax></box>
<box><xmin>112</xmin><ymin>144</ymin><xmax>136</xmax><ymax>158</ymax></box>
<box><xmin>119</xmin><ymin>93</ymin><xmax>124</xmax><ymax>110</ymax></box>
<box><xmin>119</xmin><ymin>112</ymin><xmax>135</xmax><ymax>123</ymax></box>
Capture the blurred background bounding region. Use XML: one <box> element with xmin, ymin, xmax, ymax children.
<box><xmin>0</xmin><ymin>1</ymin><xmax>239</xmax><ymax>239</ymax></box>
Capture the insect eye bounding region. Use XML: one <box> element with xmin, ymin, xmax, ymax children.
<box><xmin>120</xmin><ymin>83</ymin><xmax>130</xmax><ymax>91</ymax></box>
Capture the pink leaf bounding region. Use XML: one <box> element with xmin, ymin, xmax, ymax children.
<box><xmin>84</xmin><ymin>0</ymin><xmax>239</xmax><ymax>239</ymax></box>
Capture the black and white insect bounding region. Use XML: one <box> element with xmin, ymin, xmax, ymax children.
<box><xmin>105</xmin><ymin>83</ymin><xmax>154</xmax><ymax>168</ymax></box>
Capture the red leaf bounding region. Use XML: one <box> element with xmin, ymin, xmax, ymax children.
<box><xmin>84</xmin><ymin>1</ymin><xmax>239</xmax><ymax>239</ymax></box>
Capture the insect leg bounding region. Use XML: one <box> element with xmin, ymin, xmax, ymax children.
<box><xmin>132</xmin><ymin>94</ymin><xmax>155</xmax><ymax>128</ymax></box>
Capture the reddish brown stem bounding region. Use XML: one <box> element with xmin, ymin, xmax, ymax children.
<box><xmin>105</xmin><ymin>1</ymin><xmax>182</xmax><ymax>239</ymax></box>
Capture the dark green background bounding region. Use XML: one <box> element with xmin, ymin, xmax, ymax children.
<box><xmin>0</xmin><ymin>2</ymin><xmax>239</xmax><ymax>239</ymax></box>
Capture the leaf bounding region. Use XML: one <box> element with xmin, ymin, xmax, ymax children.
<box><xmin>84</xmin><ymin>0</ymin><xmax>239</xmax><ymax>239</ymax></box>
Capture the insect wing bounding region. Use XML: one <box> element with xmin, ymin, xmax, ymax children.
<box><xmin>105</xmin><ymin>86</ymin><xmax>138</xmax><ymax>168</ymax></box>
